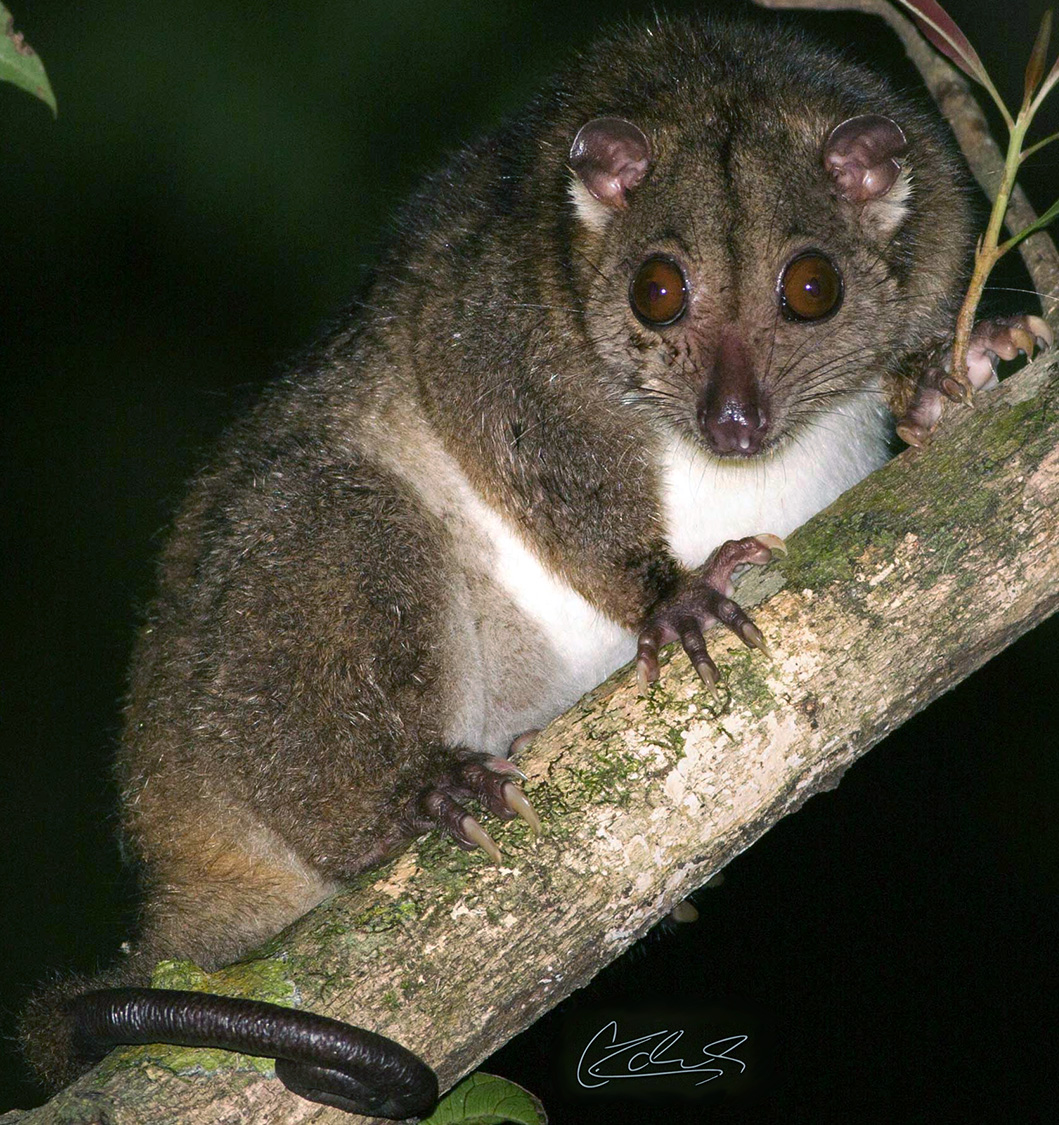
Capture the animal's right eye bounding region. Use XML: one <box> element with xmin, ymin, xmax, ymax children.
<box><xmin>629</xmin><ymin>256</ymin><xmax>687</xmax><ymax>326</ymax></box>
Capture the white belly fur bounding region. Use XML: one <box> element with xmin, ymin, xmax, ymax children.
<box><xmin>366</xmin><ymin>387</ymin><xmax>890</xmax><ymax>755</ymax></box>
<box><xmin>660</xmin><ymin>386</ymin><xmax>891</xmax><ymax>566</ymax></box>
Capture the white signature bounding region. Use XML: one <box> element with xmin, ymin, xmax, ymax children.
<box><xmin>576</xmin><ymin>1020</ymin><xmax>747</xmax><ymax>1088</ymax></box>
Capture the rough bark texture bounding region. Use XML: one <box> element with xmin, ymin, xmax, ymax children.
<box><xmin>3</xmin><ymin>334</ymin><xmax>1057</xmax><ymax>1125</ymax></box>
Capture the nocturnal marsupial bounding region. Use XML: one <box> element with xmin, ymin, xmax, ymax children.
<box><xmin>21</xmin><ymin>11</ymin><xmax>1051</xmax><ymax>1120</ymax></box>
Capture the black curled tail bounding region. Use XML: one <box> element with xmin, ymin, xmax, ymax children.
<box><xmin>68</xmin><ymin>987</ymin><xmax>439</xmax><ymax>1120</ymax></box>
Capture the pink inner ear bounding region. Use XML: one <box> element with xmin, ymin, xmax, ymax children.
<box><xmin>823</xmin><ymin>114</ymin><xmax>908</xmax><ymax>204</ymax></box>
<box><xmin>569</xmin><ymin>117</ymin><xmax>652</xmax><ymax>209</ymax></box>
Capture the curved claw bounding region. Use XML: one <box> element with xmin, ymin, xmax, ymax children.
<box><xmin>636</xmin><ymin>658</ymin><xmax>652</xmax><ymax>696</ymax></box>
<box><xmin>460</xmin><ymin>815</ymin><xmax>502</xmax><ymax>865</ymax></box>
<box><xmin>506</xmin><ymin>730</ymin><xmax>539</xmax><ymax>760</ymax></box>
<box><xmin>740</xmin><ymin>621</ymin><xmax>774</xmax><ymax>661</ymax></box>
<box><xmin>484</xmin><ymin>753</ymin><xmax>529</xmax><ymax>781</ymax></box>
<box><xmin>693</xmin><ymin>658</ymin><xmax>721</xmax><ymax>701</ymax></box>
<box><xmin>502</xmin><ymin>781</ymin><xmax>541</xmax><ymax>837</ymax></box>
<box><xmin>754</xmin><ymin>533</ymin><xmax>787</xmax><ymax>556</ymax></box>
<box><xmin>980</xmin><ymin>317</ymin><xmax>1052</xmax><ymax>360</ymax></box>
<box><xmin>942</xmin><ymin>372</ymin><xmax>973</xmax><ymax>402</ymax></box>
<box><xmin>670</xmin><ymin>899</ymin><xmax>699</xmax><ymax>924</ymax></box>
<box><xmin>1026</xmin><ymin>315</ymin><xmax>1054</xmax><ymax>350</ymax></box>
<box><xmin>895</xmin><ymin>419</ymin><xmax>932</xmax><ymax>449</ymax></box>
<box><xmin>677</xmin><ymin>618</ymin><xmax>722</xmax><ymax>701</ymax></box>
<box><xmin>636</xmin><ymin>623</ymin><xmax>665</xmax><ymax>695</ymax></box>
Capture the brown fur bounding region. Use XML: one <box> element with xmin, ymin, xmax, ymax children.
<box><xmin>22</xmin><ymin>13</ymin><xmax>972</xmax><ymax>1091</ymax></box>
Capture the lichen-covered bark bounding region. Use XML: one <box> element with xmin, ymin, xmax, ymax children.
<box><xmin>5</xmin><ymin>346</ymin><xmax>1056</xmax><ymax>1125</ymax></box>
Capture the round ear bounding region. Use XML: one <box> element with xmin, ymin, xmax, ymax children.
<box><xmin>823</xmin><ymin>114</ymin><xmax>908</xmax><ymax>203</ymax></box>
<box><xmin>569</xmin><ymin>117</ymin><xmax>652</xmax><ymax>210</ymax></box>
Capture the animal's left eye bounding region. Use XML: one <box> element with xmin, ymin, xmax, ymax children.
<box><xmin>630</xmin><ymin>256</ymin><xmax>687</xmax><ymax>326</ymax></box>
<box><xmin>779</xmin><ymin>251</ymin><xmax>843</xmax><ymax>322</ymax></box>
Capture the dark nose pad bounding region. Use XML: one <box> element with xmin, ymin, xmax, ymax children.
<box><xmin>698</xmin><ymin>326</ymin><xmax>770</xmax><ymax>456</ymax></box>
<box><xmin>698</xmin><ymin>389</ymin><xmax>770</xmax><ymax>455</ymax></box>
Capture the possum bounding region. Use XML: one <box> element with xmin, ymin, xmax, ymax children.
<box><xmin>20</xmin><ymin>11</ymin><xmax>1050</xmax><ymax>1120</ymax></box>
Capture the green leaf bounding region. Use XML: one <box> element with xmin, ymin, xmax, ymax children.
<box><xmin>0</xmin><ymin>3</ymin><xmax>56</xmax><ymax>115</ymax></box>
<box><xmin>891</xmin><ymin>0</ymin><xmax>1011</xmax><ymax>127</ymax></box>
<box><xmin>1000</xmin><ymin>197</ymin><xmax>1059</xmax><ymax>254</ymax></box>
<box><xmin>422</xmin><ymin>1073</ymin><xmax>547</xmax><ymax>1125</ymax></box>
<box><xmin>1029</xmin><ymin>40</ymin><xmax>1059</xmax><ymax>115</ymax></box>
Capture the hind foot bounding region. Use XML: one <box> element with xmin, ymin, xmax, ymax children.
<box><xmin>414</xmin><ymin>752</ymin><xmax>540</xmax><ymax>864</ymax></box>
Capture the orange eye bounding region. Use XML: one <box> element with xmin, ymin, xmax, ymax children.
<box><xmin>779</xmin><ymin>252</ymin><xmax>843</xmax><ymax>321</ymax></box>
<box><xmin>630</xmin><ymin>256</ymin><xmax>687</xmax><ymax>326</ymax></box>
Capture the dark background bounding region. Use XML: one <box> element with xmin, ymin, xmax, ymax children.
<box><xmin>3</xmin><ymin>0</ymin><xmax>1057</xmax><ymax>1119</ymax></box>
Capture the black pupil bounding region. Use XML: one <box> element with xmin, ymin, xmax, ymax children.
<box><xmin>632</xmin><ymin>258</ymin><xmax>685</xmax><ymax>325</ymax></box>
<box><xmin>782</xmin><ymin>252</ymin><xmax>842</xmax><ymax>321</ymax></box>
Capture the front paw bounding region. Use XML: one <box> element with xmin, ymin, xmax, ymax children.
<box><xmin>963</xmin><ymin>315</ymin><xmax>1053</xmax><ymax>392</ymax></box>
<box><xmin>895</xmin><ymin>315</ymin><xmax>1053</xmax><ymax>447</ymax></box>
<box><xmin>636</xmin><ymin>534</ymin><xmax>785</xmax><ymax>696</ymax></box>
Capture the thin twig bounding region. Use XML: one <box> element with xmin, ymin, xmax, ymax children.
<box><xmin>754</xmin><ymin>0</ymin><xmax>1059</xmax><ymax>302</ymax></box>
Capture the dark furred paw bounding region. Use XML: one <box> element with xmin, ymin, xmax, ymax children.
<box><xmin>895</xmin><ymin>315</ymin><xmax>1053</xmax><ymax>447</ymax></box>
<box><xmin>636</xmin><ymin>534</ymin><xmax>785</xmax><ymax>696</ymax></box>
<box><xmin>416</xmin><ymin>753</ymin><xmax>540</xmax><ymax>864</ymax></box>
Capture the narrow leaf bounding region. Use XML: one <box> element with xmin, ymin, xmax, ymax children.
<box><xmin>1024</xmin><ymin>9</ymin><xmax>1053</xmax><ymax>105</ymax></box>
<box><xmin>1000</xmin><ymin>197</ymin><xmax>1059</xmax><ymax>254</ymax></box>
<box><xmin>1029</xmin><ymin>46</ymin><xmax>1059</xmax><ymax>115</ymax></box>
<box><xmin>891</xmin><ymin>0</ymin><xmax>989</xmax><ymax>86</ymax></box>
<box><xmin>0</xmin><ymin>3</ymin><xmax>56</xmax><ymax>115</ymax></box>
<box><xmin>1021</xmin><ymin>128</ymin><xmax>1059</xmax><ymax>163</ymax></box>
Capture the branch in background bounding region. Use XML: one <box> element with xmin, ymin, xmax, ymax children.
<box><xmin>755</xmin><ymin>0</ymin><xmax>1059</xmax><ymax>301</ymax></box>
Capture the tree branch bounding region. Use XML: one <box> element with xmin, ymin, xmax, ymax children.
<box><xmin>6</xmin><ymin>333</ymin><xmax>1058</xmax><ymax>1125</ymax></box>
